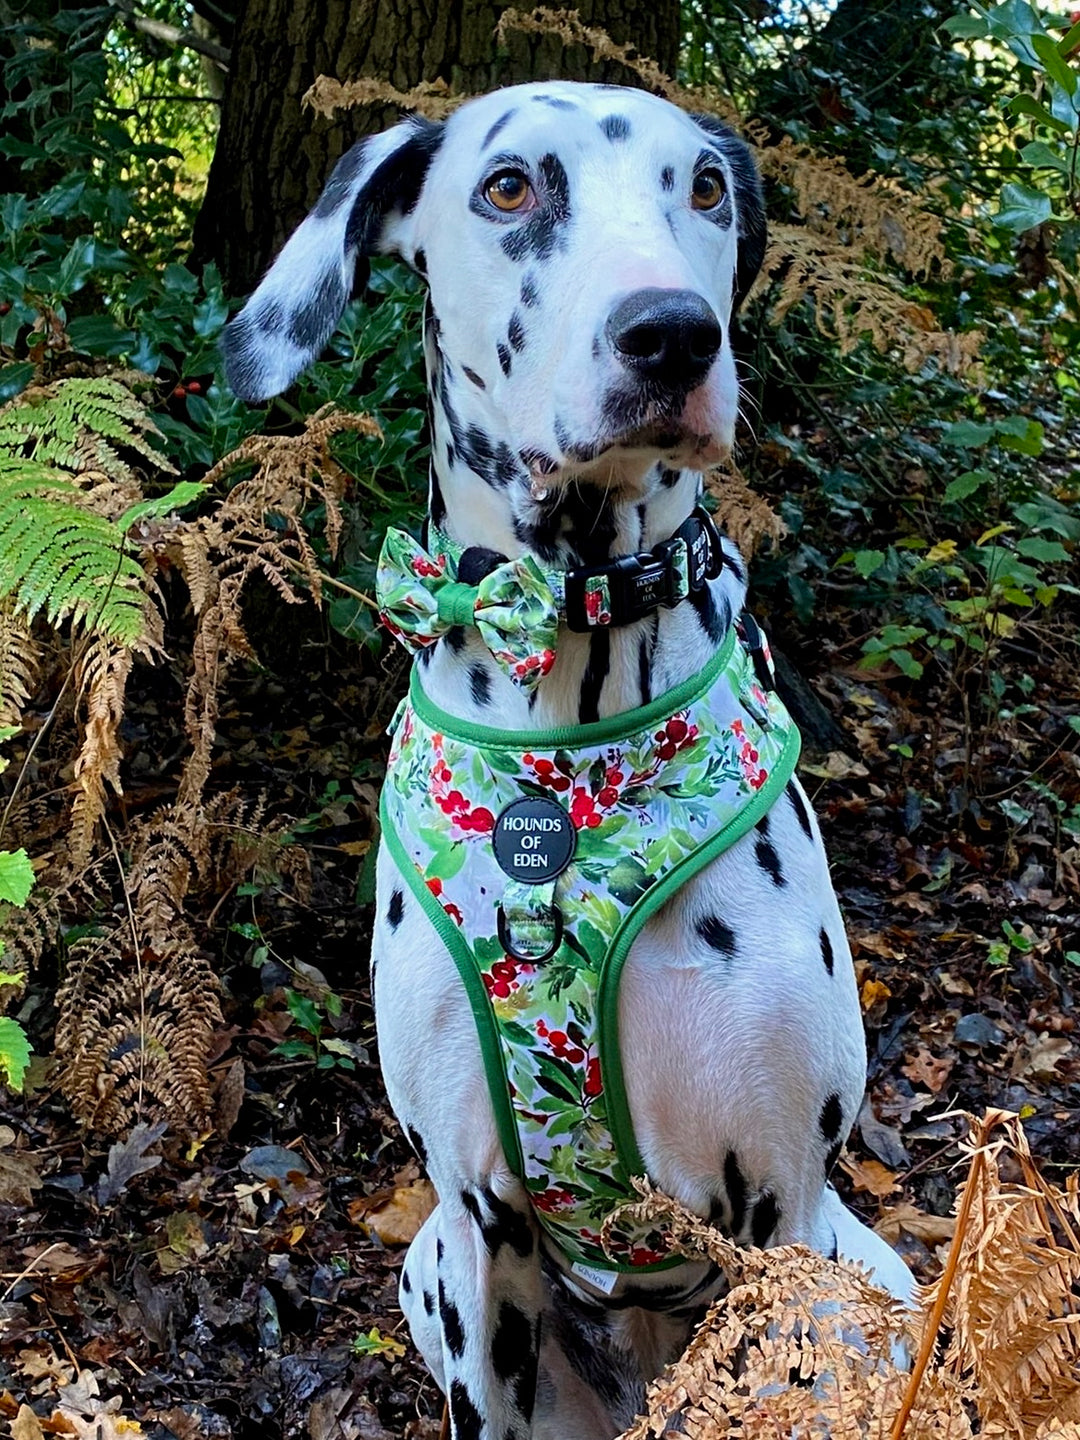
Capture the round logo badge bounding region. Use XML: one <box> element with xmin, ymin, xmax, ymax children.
<box><xmin>492</xmin><ymin>795</ymin><xmax>576</xmax><ymax>885</ymax></box>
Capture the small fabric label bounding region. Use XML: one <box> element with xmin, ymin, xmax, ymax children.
<box><xmin>492</xmin><ymin>796</ymin><xmax>576</xmax><ymax>884</ymax></box>
<box><xmin>570</xmin><ymin>1261</ymin><xmax>620</xmax><ymax>1293</ymax></box>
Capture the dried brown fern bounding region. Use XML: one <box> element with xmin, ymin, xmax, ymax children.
<box><xmin>0</xmin><ymin>597</ymin><xmax>40</xmax><ymax>728</ymax></box>
<box><xmin>612</xmin><ymin>1114</ymin><xmax>1079</xmax><ymax>1440</ymax></box>
<box><xmin>750</xmin><ymin>132</ymin><xmax>948</xmax><ymax>281</ymax></box>
<box><xmin>939</xmin><ymin>1112</ymin><xmax>1080</xmax><ymax>1435</ymax></box>
<box><xmin>754</xmin><ymin>226</ymin><xmax>982</xmax><ymax>376</ymax></box>
<box><xmin>608</xmin><ymin>1180</ymin><xmax>971</xmax><ymax>1440</ymax></box>
<box><xmin>304</xmin><ymin>74</ymin><xmax>458</xmax><ymax>120</ymax></box>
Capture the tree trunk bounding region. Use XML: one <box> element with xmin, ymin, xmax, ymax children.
<box><xmin>192</xmin><ymin>0</ymin><xmax>680</xmax><ymax>297</ymax></box>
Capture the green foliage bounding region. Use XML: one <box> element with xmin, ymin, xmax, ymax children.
<box><xmin>0</xmin><ymin>378</ymin><xmax>204</xmax><ymax>643</ymax></box>
<box><xmin>0</xmin><ymin>844</ymin><xmax>34</xmax><ymax>1090</ymax></box>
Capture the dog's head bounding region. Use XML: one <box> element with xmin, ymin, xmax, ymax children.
<box><xmin>224</xmin><ymin>82</ymin><xmax>765</xmax><ymax>481</ymax></box>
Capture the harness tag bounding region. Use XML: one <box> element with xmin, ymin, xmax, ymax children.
<box><xmin>570</xmin><ymin>1261</ymin><xmax>619</xmax><ymax>1294</ymax></box>
<box><xmin>492</xmin><ymin>796</ymin><xmax>576</xmax><ymax>882</ymax></box>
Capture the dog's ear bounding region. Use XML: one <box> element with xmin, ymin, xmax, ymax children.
<box><xmin>691</xmin><ymin>114</ymin><xmax>766</xmax><ymax>316</ymax></box>
<box><xmin>223</xmin><ymin>117</ymin><xmax>444</xmax><ymax>402</ymax></box>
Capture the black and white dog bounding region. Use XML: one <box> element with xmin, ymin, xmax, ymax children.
<box><xmin>225</xmin><ymin>82</ymin><xmax>913</xmax><ymax>1440</ymax></box>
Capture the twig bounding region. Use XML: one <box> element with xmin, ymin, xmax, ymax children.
<box><xmin>0</xmin><ymin>1242</ymin><xmax>66</xmax><ymax>1303</ymax></box>
<box><xmin>111</xmin><ymin>0</ymin><xmax>231</xmax><ymax>67</ymax></box>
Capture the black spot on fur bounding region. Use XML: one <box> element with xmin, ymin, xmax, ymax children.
<box><xmin>405</xmin><ymin>1124</ymin><xmax>429</xmax><ymax>1168</ymax></box>
<box><xmin>491</xmin><ymin>1301</ymin><xmax>532</xmax><ymax>1380</ymax></box>
<box><xmin>483</xmin><ymin>109</ymin><xmax>516</xmax><ymax>149</ymax></box>
<box><xmin>417</xmin><ymin>641</ymin><xmax>434</xmax><ymax>667</ymax></box>
<box><xmin>600</xmin><ymin>113</ymin><xmax>631</xmax><ymax>141</ymax></box>
<box><xmin>439</xmin><ymin>1279</ymin><xmax>465</xmax><ymax>1358</ymax></box>
<box><xmin>819</xmin><ymin>1093</ymin><xmax>843</xmax><ymax>1143</ymax></box>
<box><xmin>751</xmin><ymin>1190</ymin><xmax>780</xmax><ymax>1246</ymax></box>
<box><xmin>825</xmin><ymin>1139</ymin><xmax>843</xmax><ymax>1177</ymax></box>
<box><xmin>660</xmin><ymin>165</ymin><xmax>675</xmax><ymax>191</ymax></box>
<box><xmin>387</xmin><ymin>888</ymin><xmax>405</xmax><ymax>929</ymax></box>
<box><xmin>401</xmin><ymin>1268</ymin><xmax>411</xmax><ymax>1293</ymax></box>
<box><xmin>688</xmin><ymin>582</ymin><xmax>729</xmax><ymax>643</ymax></box>
<box><xmin>508</xmin><ymin>312</ymin><xmax>526</xmax><ymax>351</ymax></box>
<box><xmin>500</xmin><ymin>153</ymin><xmax>571</xmax><ymax>263</ymax></box>
<box><xmin>463</xmin><ymin>366</ymin><xmax>486</xmax><ymax>389</ymax></box>
<box><xmin>461</xmin><ymin>1187</ymin><xmax>534</xmax><ymax>1259</ymax></box>
<box><xmin>287</xmin><ymin>268</ymin><xmax>346</xmax><ymax>350</ymax></box>
<box><xmin>449</xmin><ymin>1380</ymin><xmax>482</xmax><ymax>1440</ymax></box>
<box><xmin>497</xmin><ymin>341</ymin><xmax>512</xmax><ymax>376</ymax></box>
<box><xmin>445</xmin><ymin>441</ymin><xmax>455</xmax><ymax>468</ymax></box>
<box><xmin>787</xmin><ymin>778</ymin><xmax>813</xmax><ymax>839</ymax></box>
<box><xmin>697</xmin><ymin>913</ymin><xmax>736</xmax><ymax>955</ymax></box>
<box><xmin>429</xmin><ymin>462</ymin><xmax>447</xmax><ymax>528</ymax></box>
<box><xmin>520</xmin><ymin>274</ymin><xmax>539</xmax><ymax>307</ymax></box>
<box><xmin>458</xmin><ymin>547</ymin><xmax>507</xmax><ymax>584</ymax></box>
<box><xmin>820</xmin><ymin>927</ymin><xmax>834</xmax><ymax>976</ymax></box>
<box><xmin>725</xmin><ymin>1150</ymin><xmax>747</xmax><ymax>1235</ymax></box>
<box><xmin>413</xmin><ymin>247</ymin><xmax>427</xmax><ymax>274</ymax></box>
<box><xmin>258</xmin><ymin>299</ymin><xmax>286</xmax><ymax>335</ymax></box>
<box><xmin>754</xmin><ymin>813</ymin><xmax>785</xmax><ymax>887</ymax></box>
<box><xmin>469</xmin><ymin>663</ymin><xmax>492</xmax><ymax>708</ymax></box>
<box><xmin>423</xmin><ymin>1289</ymin><xmax>434</xmax><ymax>1316</ymax></box>
<box><xmin>533</xmin><ymin>94</ymin><xmax>577</xmax><ymax>110</ymax></box>
<box><xmin>660</xmin><ymin>467</ymin><xmax>682</xmax><ymax>488</ymax></box>
<box><xmin>579</xmin><ymin>630</ymin><xmax>610</xmax><ymax>725</ymax></box>
<box><xmin>343</xmin><ymin>120</ymin><xmax>444</xmax><ymax>252</ymax></box>
<box><xmin>638</xmin><ymin>634</ymin><xmax>652</xmax><ymax>705</ymax></box>
<box><xmin>445</xmin><ymin>625</ymin><xmax>467</xmax><ymax>653</ymax></box>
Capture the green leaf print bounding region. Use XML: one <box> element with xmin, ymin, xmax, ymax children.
<box><xmin>606</xmin><ymin>855</ymin><xmax>651</xmax><ymax>906</ymax></box>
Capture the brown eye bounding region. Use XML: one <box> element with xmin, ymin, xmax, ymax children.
<box><xmin>692</xmin><ymin>169</ymin><xmax>726</xmax><ymax>210</ymax></box>
<box><xmin>486</xmin><ymin>170</ymin><xmax>532</xmax><ymax>212</ymax></box>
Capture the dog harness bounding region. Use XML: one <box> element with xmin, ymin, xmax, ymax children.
<box><xmin>379</xmin><ymin>618</ymin><xmax>801</xmax><ymax>1283</ymax></box>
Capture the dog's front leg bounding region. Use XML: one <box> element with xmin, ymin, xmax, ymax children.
<box><xmin>404</xmin><ymin>1184</ymin><xmax>544</xmax><ymax>1438</ymax></box>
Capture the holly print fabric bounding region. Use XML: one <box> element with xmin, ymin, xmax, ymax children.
<box><xmin>379</xmin><ymin>628</ymin><xmax>800</xmax><ymax>1273</ymax></box>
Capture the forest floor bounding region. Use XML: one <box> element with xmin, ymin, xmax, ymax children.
<box><xmin>1</xmin><ymin>508</ymin><xmax>1078</xmax><ymax>1440</ymax></box>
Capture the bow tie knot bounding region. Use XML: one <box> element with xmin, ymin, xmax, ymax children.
<box><xmin>376</xmin><ymin>527</ymin><xmax>559</xmax><ymax>693</ymax></box>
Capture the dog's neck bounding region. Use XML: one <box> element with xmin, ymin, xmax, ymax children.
<box><xmin>414</xmin><ymin>328</ymin><xmax>749</xmax><ymax>732</ymax></box>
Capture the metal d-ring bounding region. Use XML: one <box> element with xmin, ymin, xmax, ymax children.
<box><xmin>497</xmin><ymin>903</ymin><xmax>564</xmax><ymax>963</ymax></box>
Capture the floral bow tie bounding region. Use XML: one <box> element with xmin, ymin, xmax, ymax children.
<box><xmin>375</xmin><ymin>527</ymin><xmax>559</xmax><ymax>692</ymax></box>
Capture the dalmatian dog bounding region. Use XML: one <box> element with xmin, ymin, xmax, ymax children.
<box><xmin>225</xmin><ymin>81</ymin><xmax>914</xmax><ymax>1440</ymax></box>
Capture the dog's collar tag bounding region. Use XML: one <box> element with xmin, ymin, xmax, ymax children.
<box><xmin>492</xmin><ymin>796</ymin><xmax>576</xmax><ymax>883</ymax></box>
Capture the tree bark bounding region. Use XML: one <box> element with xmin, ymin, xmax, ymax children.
<box><xmin>192</xmin><ymin>0</ymin><xmax>680</xmax><ymax>297</ymax></box>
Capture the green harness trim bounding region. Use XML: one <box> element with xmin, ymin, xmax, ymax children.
<box><xmin>379</xmin><ymin>629</ymin><xmax>800</xmax><ymax>1277</ymax></box>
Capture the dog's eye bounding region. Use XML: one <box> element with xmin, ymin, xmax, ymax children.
<box><xmin>691</xmin><ymin>169</ymin><xmax>726</xmax><ymax>210</ymax></box>
<box><xmin>485</xmin><ymin>170</ymin><xmax>532</xmax><ymax>212</ymax></box>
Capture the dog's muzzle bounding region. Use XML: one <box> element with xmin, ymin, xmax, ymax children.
<box><xmin>606</xmin><ymin>288</ymin><xmax>723</xmax><ymax>390</ymax></box>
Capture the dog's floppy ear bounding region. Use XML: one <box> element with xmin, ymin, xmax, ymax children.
<box><xmin>691</xmin><ymin>114</ymin><xmax>766</xmax><ymax>316</ymax></box>
<box><xmin>223</xmin><ymin>117</ymin><xmax>444</xmax><ymax>402</ymax></box>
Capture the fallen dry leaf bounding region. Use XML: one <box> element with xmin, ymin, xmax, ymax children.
<box><xmin>1011</xmin><ymin>1033</ymin><xmax>1073</xmax><ymax>1083</ymax></box>
<box><xmin>839</xmin><ymin>1156</ymin><xmax>901</xmax><ymax>1198</ymax></box>
<box><xmin>860</xmin><ymin>978</ymin><xmax>892</xmax><ymax>1012</ymax></box>
<box><xmin>874</xmin><ymin>1201</ymin><xmax>956</xmax><ymax>1247</ymax></box>
<box><xmin>12</xmin><ymin>1407</ymin><xmax>45</xmax><ymax>1440</ymax></box>
<box><xmin>799</xmin><ymin>751</ymin><xmax>869</xmax><ymax>780</ymax></box>
<box><xmin>901</xmin><ymin>1046</ymin><xmax>954</xmax><ymax>1094</ymax></box>
<box><xmin>348</xmin><ymin>1179</ymin><xmax>437</xmax><ymax>1245</ymax></box>
<box><xmin>0</xmin><ymin>1151</ymin><xmax>42</xmax><ymax>1206</ymax></box>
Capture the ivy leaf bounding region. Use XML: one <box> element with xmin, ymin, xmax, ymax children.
<box><xmin>944</xmin><ymin>469</ymin><xmax>992</xmax><ymax>502</ymax></box>
<box><xmin>0</xmin><ymin>1016</ymin><xmax>31</xmax><ymax>1090</ymax></box>
<box><xmin>853</xmin><ymin>549</ymin><xmax>886</xmax><ymax>577</ymax></box>
<box><xmin>1019</xmin><ymin>140</ymin><xmax>1069</xmax><ymax>173</ymax></box>
<box><xmin>1015</xmin><ymin>536</ymin><xmax>1070</xmax><ymax>563</ymax></box>
<box><xmin>995</xmin><ymin>415</ymin><xmax>1044</xmax><ymax>455</ymax></box>
<box><xmin>994</xmin><ymin>182</ymin><xmax>1053</xmax><ymax>234</ymax></box>
<box><xmin>940</xmin><ymin>419</ymin><xmax>994</xmax><ymax>448</ymax></box>
<box><xmin>1007</xmin><ymin>93</ymin><xmax>1072</xmax><ymax>132</ymax></box>
<box><xmin>1031</xmin><ymin>33</ymin><xmax>1077</xmax><ymax>95</ymax></box>
<box><xmin>0</xmin><ymin>848</ymin><xmax>34</xmax><ymax>907</ymax></box>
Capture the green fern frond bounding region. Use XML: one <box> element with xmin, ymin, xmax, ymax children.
<box><xmin>0</xmin><ymin>377</ymin><xmax>176</xmax><ymax>482</ymax></box>
<box><xmin>0</xmin><ymin>470</ymin><xmax>148</xmax><ymax>643</ymax></box>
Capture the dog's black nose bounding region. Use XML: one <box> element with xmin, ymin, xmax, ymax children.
<box><xmin>606</xmin><ymin>289</ymin><xmax>723</xmax><ymax>388</ymax></box>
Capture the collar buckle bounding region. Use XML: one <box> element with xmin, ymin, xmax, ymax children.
<box><xmin>564</xmin><ymin>507</ymin><xmax>723</xmax><ymax>631</ymax></box>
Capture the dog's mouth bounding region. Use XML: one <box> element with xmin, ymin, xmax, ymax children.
<box><xmin>557</xmin><ymin>386</ymin><xmax>729</xmax><ymax>473</ymax></box>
